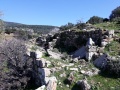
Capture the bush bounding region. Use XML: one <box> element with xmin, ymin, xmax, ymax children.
<box><xmin>76</xmin><ymin>23</ymin><xmax>86</xmax><ymax>30</ymax></box>
<box><xmin>110</xmin><ymin>6</ymin><xmax>120</xmax><ymax>20</ymax></box>
<box><xmin>15</xmin><ymin>30</ymin><xmax>33</xmax><ymax>40</ymax></box>
<box><xmin>60</xmin><ymin>22</ymin><xmax>74</xmax><ymax>31</ymax></box>
<box><xmin>87</xmin><ymin>16</ymin><xmax>103</xmax><ymax>24</ymax></box>
<box><xmin>111</xmin><ymin>17</ymin><xmax>120</xmax><ymax>22</ymax></box>
<box><xmin>102</xmin><ymin>60</ymin><xmax>120</xmax><ymax>77</ymax></box>
<box><xmin>5</xmin><ymin>29</ymin><xmax>16</xmax><ymax>34</ymax></box>
<box><xmin>0</xmin><ymin>39</ymin><xmax>33</xmax><ymax>90</ymax></box>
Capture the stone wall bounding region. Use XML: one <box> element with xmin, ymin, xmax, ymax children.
<box><xmin>54</xmin><ymin>29</ymin><xmax>102</xmax><ymax>53</ymax></box>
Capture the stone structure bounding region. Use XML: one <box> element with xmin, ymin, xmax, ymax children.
<box><xmin>30</xmin><ymin>50</ymin><xmax>57</xmax><ymax>90</ymax></box>
<box><xmin>73</xmin><ymin>38</ymin><xmax>97</xmax><ymax>61</ymax></box>
<box><xmin>35</xmin><ymin>29</ymin><xmax>114</xmax><ymax>62</ymax></box>
<box><xmin>86</xmin><ymin>38</ymin><xmax>97</xmax><ymax>61</ymax></box>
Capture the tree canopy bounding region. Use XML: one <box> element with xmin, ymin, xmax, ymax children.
<box><xmin>109</xmin><ymin>6</ymin><xmax>120</xmax><ymax>20</ymax></box>
<box><xmin>87</xmin><ymin>16</ymin><xmax>103</xmax><ymax>24</ymax></box>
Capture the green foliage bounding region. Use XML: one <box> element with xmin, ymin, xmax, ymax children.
<box><xmin>103</xmin><ymin>60</ymin><xmax>120</xmax><ymax>77</ymax></box>
<box><xmin>112</xmin><ymin>17</ymin><xmax>120</xmax><ymax>22</ymax></box>
<box><xmin>88</xmin><ymin>75</ymin><xmax>120</xmax><ymax>90</ymax></box>
<box><xmin>60</xmin><ymin>22</ymin><xmax>74</xmax><ymax>31</ymax></box>
<box><xmin>0</xmin><ymin>39</ymin><xmax>33</xmax><ymax>90</ymax></box>
<box><xmin>5</xmin><ymin>21</ymin><xmax>57</xmax><ymax>34</ymax></box>
<box><xmin>110</xmin><ymin>6</ymin><xmax>120</xmax><ymax>20</ymax></box>
<box><xmin>5</xmin><ymin>29</ymin><xmax>16</xmax><ymax>34</ymax></box>
<box><xmin>76</xmin><ymin>22</ymin><xmax>86</xmax><ymax>30</ymax></box>
<box><xmin>104</xmin><ymin>41</ymin><xmax>120</xmax><ymax>56</ymax></box>
<box><xmin>87</xmin><ymin>16</ymin><xmax>103</xmax><ymax>24</ymax></box>
<box><xmin>94</xmin><ymin>22</ymin><xmax>120</xmax><ymax>30</ymax></box>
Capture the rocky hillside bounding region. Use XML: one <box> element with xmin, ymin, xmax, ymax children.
<box><xmin>33</xmin><ymin>22</ymin><xmax>120</xmax><ymax>90</ymax></box>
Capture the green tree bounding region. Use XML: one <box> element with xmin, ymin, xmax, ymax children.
<box><xmin>60</xmin><ymin>22</ymin><xmax>74</xmax><ymax>31</ymax></box>
<box><xmin>109</xmin><ymin>6</ymin><xmax>120</xmax><ymax>21</ymax></box>
<box><xmin>87</xmin><ymin>16</ymin><xmax>103</xmax><ymax>24</ymax></box>
<box><xmin>76</xmin><ymin>22</ymin><xmax>86</xmax><ymax>30</ymax></box>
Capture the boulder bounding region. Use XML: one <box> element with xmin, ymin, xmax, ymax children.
<box><xmin>36</xmin><ymin>50</ymin><xmax>43</xmax><ymax>59</ymax></box>
<box><xmin>46</xmin><ymin>76</ymin><xmax>57</xmax><ymax>90</ymax></box>
<box><xmin>45</xmin><ymin>76</ymin><xmax>57</xmax><ymax>85</ymax></box>
<box><xmin>94</xmin><ymin>54</ymin><xmax>108</xmax><ymax>68</ymax></box>
<box><xmin>59</xmin><ymin>72</ymin><xmax>66</xmax><ymax>77</ymax></box>
<box><xmin>66</xmin><ymin>72</ymin><xmax>75</xmax><ymax>85</ymax></box>
<box><xmin>45</xmin><ymin>61</ymin><xmax>51</xmax><ymax>67</ymax></box>
<box><xmin>77</xmin><ymin>79</ymin><xmax>91</xmax><ymax>90</ymax></box>
<box><xmin>80</xmin><ymin>70</ymin><xmax>86</xmax><ymax>74</ymax></box>
<box><xmin>81</xmin><ymin>68</ymin><xmax>100</xmax><ymax>77</ymax></box>
<box><xmin>72</xmin><ymin>58</ymin><xmax>79</xmax><ymax>63</ymax></box>
<box><xmin>101</xmin><ymin>41</ymin><xmax>108</xmax><ymax>47</ymax></box>
<box><xmin>70</xmin><ymin>68</ymin><xmax>78</xmax><ymax>71</ymax></box>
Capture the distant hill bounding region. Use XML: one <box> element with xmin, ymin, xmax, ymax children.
<box><xmin>4</xmin><ymin>21</ymin><xmax>59</xmax><ymax>34</ymax></box>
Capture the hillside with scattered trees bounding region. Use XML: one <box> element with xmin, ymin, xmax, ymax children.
<box><xmin>0</xmin><ymin>5</ymin><xmax>120</xmax><ymax>90</ymax></box>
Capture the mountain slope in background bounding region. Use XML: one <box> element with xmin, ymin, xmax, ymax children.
<box><xmin>4</xmin><ymin>21</ymin><xmax>59</xmax><ymax>34</ymax></box>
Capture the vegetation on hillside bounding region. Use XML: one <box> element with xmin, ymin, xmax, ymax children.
<box><xmin>110</xmin><ymin>6</ymin><xmax>120</xmax><ymax>21</ymax></box>
<box><xmin>5</xmin><ymin>21</ymin><xmax>58</xmax><ymax>34</ymax></box>
<box><xmin>0</xmin><ymin>39</ymin><xmax>33</xmax><ymax>90</ymax></box>
<box><xmin>87</xmin><ymin>16</ymin><xmax>103</xmax><ymax>24</ymax></box>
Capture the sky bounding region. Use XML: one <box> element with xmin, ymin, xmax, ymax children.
<box><xmin>0</xmin><ymin>0</ymin><xmax>120</xmax><ymax>26</ymax></box>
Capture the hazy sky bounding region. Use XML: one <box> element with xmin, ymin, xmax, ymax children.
<box><xmin>0</xmin><ymin>0</ymin><xmax>120</xmax><ymax>26</ymax></box>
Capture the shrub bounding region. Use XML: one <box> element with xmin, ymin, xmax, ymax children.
<box><xmin>102</xmin><ymin>60</ymin><xmax>120</xmax><ymax>77</ymax></box>
<box><xmin>76</xmin><ymin>23</ymin><xmax>86</xmax><ymax>30</ymax></box>
<box><xmin>87</xmin><ymin>16</ymin><xmax>103</xmax><ymax>24</ymax></box>
<box><xmin>0</xmin><ymin>39</ymin><xmax>33</xmax><ymax>90</ymax></box>
<box><xmin>110</xmin><ymin>6</ymin><xmax>120</xmax><ymax>20</ymax></box>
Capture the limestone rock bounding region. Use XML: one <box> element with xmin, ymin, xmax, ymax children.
<box><xmin>86</xmin><ymin>38</ymin><xmax>95</xmax><ymax>46</ymax></box>
<box><xmin>72</xmin><ymin>58</ymin><xmax>79</xmax><ymax>63</ymax></box>
<box><xmin>101</xmin><ymin>40</ymin><xmax>108</xmax><ymax>47</ymax></box>
<box><xmin>59</xmin><ymin>72</ymin><xmax>66</xmax><ymax>77</ymax></box>
<box><xmin>70</xmin><ymin>68</ymin><xmax>78</xmax><ymax>71</ymax></box>
<box><xmin>77</xmin><ymin>79</ymin><xmax>91</xmax><ymax>90</ymax></box>
<box><xmin>94</xmin><ymin>54</ymin><xmax>108</xmax><ymax>68</ymax></box>
<box><xmin>46</xmin><ymin>76</ymin><xmax>57</xmax><ymax>90</ymax></box>
<box><xmin>45</xmin><ymin>76</ymin><xmax>57</xmax><ymax>85</ymax></box>
<box><xmin>36</xmin><ymin>50</ymin><xmax>43</xmax><ymax>59</ymax></box>
<box><xmin>66</xmin><ymin>72</ymin><xmax>75</xmax><ymax>85</ymax></box>
<box><xmin>81</xmin><ymin>70</ymin><xmax>86</xmax><ymax>74</ymax></box>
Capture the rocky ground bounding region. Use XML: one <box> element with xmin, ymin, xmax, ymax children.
<box><xmin>26</xmin><ymin>26</ymin><xmax>120</xmax><ymax>90</ymax></box>
<box><xmin>26</xmin><ymin>41</ymin><xmax>120</xmax><ymax>90</ymax></box>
